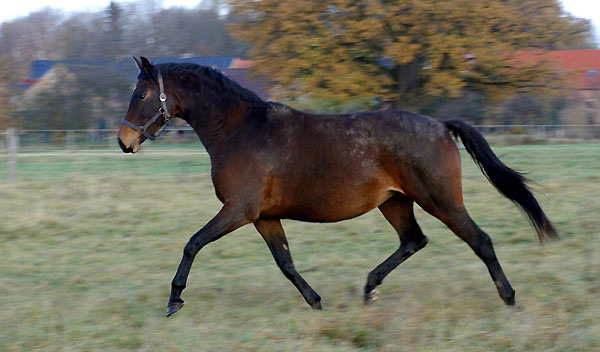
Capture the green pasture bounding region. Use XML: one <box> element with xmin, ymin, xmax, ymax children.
<box><xmin>0</xmin><ymin>143</ymin><xmax>599</xmax><ymax>351</ymax></box>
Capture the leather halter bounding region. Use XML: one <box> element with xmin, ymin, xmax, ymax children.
<box><xmin>121</xmin><ymin>71</ymin><xmax>173</xmax><ymax>140</ymax></box>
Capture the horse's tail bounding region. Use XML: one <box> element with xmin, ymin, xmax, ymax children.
<box><xmin>444</xmin><ymin>119</ymin><xmax>557</xmax><ymax>242</ymax></box>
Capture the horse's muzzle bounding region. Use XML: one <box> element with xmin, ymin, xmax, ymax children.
<box><xmin>118</xmin><ymin>137</ymin><xmax>134</xmax><ymax>153</ymax></box>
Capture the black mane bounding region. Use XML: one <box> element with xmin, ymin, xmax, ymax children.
<box><xmin>156</xmin><ymin>62</ymin><xmax>266</xmax><ymax>107</ymax></box>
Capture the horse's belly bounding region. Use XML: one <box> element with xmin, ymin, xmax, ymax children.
<box><xmin>260</xmin><ymin>183</ymin><xmax>398</xmax><ymax>222</ymax></box>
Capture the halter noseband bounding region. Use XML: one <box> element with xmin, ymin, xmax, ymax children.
<box><xmin>121</xmin><ymin>71</ymin><xmax>173</xmax><ymax>141</ymax></box>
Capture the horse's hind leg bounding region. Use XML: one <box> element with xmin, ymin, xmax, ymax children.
<box><xmin>412</xmin><ymin>137</ymin><xmax>515</xmax><ymax>305</ymax></box>
<box><xmin>254</xmin><ymin>219</ymin><xmax>322</xmax><ymax>309</ymax></box>
<box><xmin>435</xmin><ymin>205</ymin><xmax>516</xmax><ymax>305</ymax></box>
<box><xmin>364</xmin><ymin>194</ymin><xmax>427</xmax><ymax>304</ymax></box>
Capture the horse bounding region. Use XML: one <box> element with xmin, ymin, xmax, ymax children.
<box><xmin>118</xmin><ymin>57</ymin><xmax>556</xmax><ymax>317</ymax></box>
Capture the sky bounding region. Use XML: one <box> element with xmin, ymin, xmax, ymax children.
<box><xmin>0</xmin><ymin>0</ymin><xmax>598</xmax><ymax>44</ymax></box>
<box><xmin>0</xmin><ymin>0</ymin><xmax>204</xmax><ymax>22</ymax></box>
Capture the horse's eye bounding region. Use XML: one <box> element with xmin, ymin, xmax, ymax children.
<box><xmin>137</xmin><ymin>91</ymin><xmax>147</xmax><ymax>100</ymax></box>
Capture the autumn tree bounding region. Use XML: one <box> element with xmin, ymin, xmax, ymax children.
<box><xmin>229</xmin><ymin>0</ymin><xmax>593</xmax><ymax>110</ymax></box>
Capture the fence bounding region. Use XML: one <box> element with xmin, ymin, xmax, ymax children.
<box><xmin>2</xmin><ymin>124</ymin><xmax>600</xmax><ymax>151</ymax></box>
<box><xmin>2</xmin><ymin>124</ymin><xmax>600</xmax><ymax>181</ymax></box>
<box><xmin>471</xmin><ymin>124</ymin><xmax>600</xmax><ymax>143</ymax></box>
<box><xmin>0</xmin><ymin>127</ymin><xmax>199</xmax><ymax>152</ymax></box>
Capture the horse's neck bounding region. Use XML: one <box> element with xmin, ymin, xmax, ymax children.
<box><xmin>183</xmin><ymin>96</ymin><xmax>251</xmax><ymax>155</ymax></box>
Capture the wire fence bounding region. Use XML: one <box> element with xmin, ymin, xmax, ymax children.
<box><xmin>2</xmin><ymin>125</ymin><xmax>600</xmax><ymax>154</ymax></box>
<box><xmin>472</xmin><ymin>124</ymin><xmax>600</xmax><ymax>142</ymax></box>
<box><xmin>0</xmin><ymin>127</ymin><xmax>199</xmax><ymax>152</ymax></box>
<box><xmin>1</xmin><ymin>124</ymin><xmax>600</xmax><ymax>154</ymax></box>
<box><xmin>1</xmin><ymin>124</ymin><xmax>600</xmax><ymax>182</ymax></box>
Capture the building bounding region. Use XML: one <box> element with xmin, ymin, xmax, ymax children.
<box><xmin>18</xmin><ymin>57</ymin><xmax>269</xmax><ymax>129</ymax></box>
<box><xmin>517</xmin><ymin>50</ymin><xmax>600</xmax><ymax>125</ymax></box>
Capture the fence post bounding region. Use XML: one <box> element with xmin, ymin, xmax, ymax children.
<box><xmin>66</xmin><ymin>130</ymin><xmax>75</xmax><ymax>148</ymax></box>
<box><xmin>7</xmin><ymin>128</ymin><xmax>18</xmax><ymax>181</ymax></box>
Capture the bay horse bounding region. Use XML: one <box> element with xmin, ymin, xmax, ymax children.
<box><xmin>118</xmin><ymin>57</ymin><xmax>556</xmax><ymax>317</ymax></box>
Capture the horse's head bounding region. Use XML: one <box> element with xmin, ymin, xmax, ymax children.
<box><xmin>118</xmin><ymin>56</ymin><xmax>176</xmax><ymax>153</ymax></box>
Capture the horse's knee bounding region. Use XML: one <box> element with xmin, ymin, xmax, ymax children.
<box><xmin>183</xmin><ymin>242</ymin><xmax>199</xmax><ymax>258</ymax></box>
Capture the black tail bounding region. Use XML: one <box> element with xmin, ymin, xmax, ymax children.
<box><xmin>444</xmin><ymin>119</ymin><xmax>557</xmax><ymax>242</ymax></box>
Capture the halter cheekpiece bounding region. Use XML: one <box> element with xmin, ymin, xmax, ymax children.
<box><xmin>121</xmin><ymin>71</ymin><xmax>173</xmax><ymax>140</ymax></box>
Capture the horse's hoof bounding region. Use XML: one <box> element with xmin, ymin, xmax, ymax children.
<box><xmin>166</xmin><ymin>302</ymin><xmax>184</xmax><ymax>317</ymax></box>
<box><xmin>364</xmin><ymin>288</ymin><xmax>380</xmax><ymax>305</ymax></box>
<box><xmin>311</xmin><ymin>300</ymin><xmax>323</xmax><ymax>310</ymax></box>
<box><xmin>504</xmin><ymin>292</ymin><xmax>516</xmax><ymax>306</ymax></box>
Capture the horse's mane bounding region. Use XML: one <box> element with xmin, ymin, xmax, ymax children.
<box><xmin>156</xmin><ymin>62</ymin><xmax>266</xmax><ymax>107</ymax></box>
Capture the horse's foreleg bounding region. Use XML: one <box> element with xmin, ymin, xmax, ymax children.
<box><xmin>254</xmin><ymin>219</ymin><xmax>322</xmax><ymax>310</ymax></box>
<box><xmin>364</xmin><ymin>194</ymin><xmax>427</xmax><ymax>304</ymax></box>
<box><xmin>167</xmin><ymin>203</ymin><xmax>254</xmax><ymax>316</ymax></box>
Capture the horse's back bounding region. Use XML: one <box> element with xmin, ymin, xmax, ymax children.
<box><xmin>263</xmin><ymin>105</ymin><xmax>451</xmax><ymax>156</ymax></box>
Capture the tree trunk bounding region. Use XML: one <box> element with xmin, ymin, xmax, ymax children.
<box><xmin>394</xmin><ymin>60</ymin><xmax>420</xmax><ymax>112</ymax></box>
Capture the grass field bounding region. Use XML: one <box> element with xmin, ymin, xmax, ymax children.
<box><xmin>1</xmin><ymin>143</ymin><xmax>599</xmax><ymax>351</ymax></box>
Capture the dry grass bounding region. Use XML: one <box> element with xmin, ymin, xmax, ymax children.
<box><xmin>0</xmin><ymin>144</ymin><xmax>599</xmax><ymax>351</ymax></box>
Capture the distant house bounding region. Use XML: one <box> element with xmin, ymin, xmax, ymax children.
<box><xmin>18</xmin><ymin>56</ymin><xmax>269</xmax><ymax>128</ymax></box>
<box><xmin>517</xmin><ymin>50</ymin><xmax>600</xmax><ymax>125</ymax></box>
<box><xmin>22</xmin><ymin>56</ymin><xmax>265</xmax><ymax>91</ymax></box>
<box><xmin>21</xmin><ymin>64</ymin><xmax>77</xmax><ymax>105</ymax></box>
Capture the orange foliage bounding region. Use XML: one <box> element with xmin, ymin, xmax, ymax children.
<box><xmin>230</xmin><ymin>0</ymin><xmax>592</xmax><ymax>107</ymax></box>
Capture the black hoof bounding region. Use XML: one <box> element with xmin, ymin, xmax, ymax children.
<box><xmin>504</xmin><ymin>293</ymin><xmax>516</xmax><ymax>306</ymax></box>
<box><xmin>166</xmin><ymin>302</ymin><xmax>184</xmax><ymax>317</ymax></box>
<box><xmin>364</xmin><ymin>288</ymin><xmax>380</xmax><ymax>305</ymax></box>
<box><xmin>311</xmin><ymin>300</ymin><xmax>322</xmax><ymax>310</ymax></box>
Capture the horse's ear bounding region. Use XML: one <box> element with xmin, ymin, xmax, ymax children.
<box><xmin>139</xmin><ymin>56</ymin><xmax>154</xmax><ymax>75</ymax></box>
<box><xmin>132</xmin><ymin>56</ymin><xmax>143</xmax><ymax>71</ymax></box>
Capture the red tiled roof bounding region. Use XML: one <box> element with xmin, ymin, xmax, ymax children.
<box><xmin>229</xmin><ymin>58</ymin><xmax>255</xmax><ymax>69</ymax></box>
<box><xmin>516</xmin><ymin>50</ymin><xmax>600</xmax><ymax>90</ymax></box>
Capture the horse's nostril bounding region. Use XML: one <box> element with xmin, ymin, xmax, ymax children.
<box><xmin>118</xmin><ymin>137</ymin><xmax>132</xmax><ymax>153</ymax></box>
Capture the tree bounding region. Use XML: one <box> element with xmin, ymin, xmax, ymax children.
<box><xmin>0</xmin><ymin>56</ymin><xmax>20</xmax><ymax>129</ymax></box>
<box><xmin>229</xmin><ymin>0</ymin><xmax>593</xmax><ymax>110</ymax></box>
<box><xmin>0</xmin><ymin>1</ymin><xmax>249</xmax><ymax>130</ymax></box>
<box><xmin>0</xmin><ymin>9</ymin><xmax>63</xmax><ymax>73</ymax></box>
<box><xmin>106</xmin><ymin>1</ymin><xmax>124</xmax><ymax>58</ymax></box>
<box><xmin>19</xmin><ymin>64</ymin><xmax>133</xmax><ymax>130</ymax></box>
<box><xmin>0</xmin><ymin>88</ymin><xmax>14</xmax><ymax>130</ymax></box>
<box><xmin>0</xmin><ymin>1</ymin><xmax>247</xmax><ymax>63</ymax></box>
<box><xmin>20</xmin><ymin>67</ymin><xmax>90</xmax><ymax>130</ymax></box>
